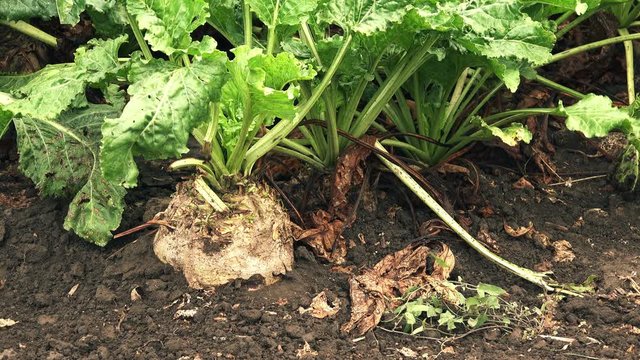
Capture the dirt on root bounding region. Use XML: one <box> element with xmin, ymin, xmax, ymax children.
<box><xmin>1</xmin><ymin>136</ymin><xmax>640</xmax><ymax>359</ymax></box>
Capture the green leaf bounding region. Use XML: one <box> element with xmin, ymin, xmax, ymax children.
<box><xmin>481</xmin><ymin>121</ymin><xmax>533</xmax><ymax>146</ymax></box>
<box><xmin>248</xmin><ymin>0</ymin><xmax>318</xmax><ymax>28</ymax></box>
<box><xmin>560</xmin><ymin>94</ymin><xmax>636</xmax><ymax>138</ymax></box>
<box><xmin>64</xmin><ymin>163</ymin><xmax>126</xmax><ymax>246</ymax></box>
<box><xmin>207</xmin><ymin>0</ymin><xmax>244</xmax><ymax>47</ymax></box>
<box><xmin>13</xmin><ymin>105</ymin><xmax>126</xmax><ymax>245</ymax></box>
<box><xmin>316</xmin><ymin>0</ymin><xmax>413</xmax><ymax>35</ymax></box>
<box><xmin>56</xmin><ymin>0</ymin><xmax>86</xmax><ymax>24</ymax></box>
<box><xmin>477</xmin><ymin>283</ymin><xmax>507</xmax><ymax>297</ymax></box>
<box><xmin>0</xmin><ymin>109</ymin><xmax>11</xmax><ymax>139</ymax></box>
<box><xmin>1</xmin><ymin>0</ymin><xmax>57</xmax><ymax>21</ymax></box>
<box><xmin>126</xmin><ymin>0</ymin><xmax>210</xmax><ymax>56</ymax></box>
<box><xmin>0</xmin><ymin>36</ymin><xmax>127</xmax><ymax>120</ymax></box>
<box><xmin>101</xmin><ymin>54</ymin><xmax>229</xmax><ymax>187</ymax></box>
<box><xmin>218</xmin><ymin>46</ymin><xmax>315</xmax><ymax>150</ymax></box>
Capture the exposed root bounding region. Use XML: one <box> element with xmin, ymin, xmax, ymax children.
<box><xmin>153</xmin><ymin>180</ymin><xmax>296</xmax><ymax>289</ymax></box>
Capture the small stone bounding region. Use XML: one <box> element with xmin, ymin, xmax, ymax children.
<box><xmin>94</xmin><ymin>285</ymin><xmax>116</xmax><ymax>303</ymax></box>
<box><xmin>239</xmin><ymin>310</ymin><xmax>262</xmax><ymax>323</ymax></box>
<box><xmin>284</xmin><ymin>324</ymin><xmax>305</xmax><ymax>339</ymax></box>
<box><xmin>37</xmin><ymin>315</ymin><xmax>58</xmax><ymax>326</ymax></box>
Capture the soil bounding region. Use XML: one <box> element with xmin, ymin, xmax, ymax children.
<box><xmin>1</xmin><ymin>133</ymin><xmax>639</xmax><ymax>360</ymax></box>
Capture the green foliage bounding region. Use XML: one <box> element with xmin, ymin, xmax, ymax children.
<box><xmin>1</xmin><ymin>0</ymin><xmax>57</xmax><ymax>21</ymax></box>
<box><xmin>126</xmin><ymin>0</ymin><xmax>211</xmax><ymax>56</ymax></box>
<box><xmin>392</xmin><ymin>282</ymin><xmax>541</xmax><ymax>335</ymax></box>
<box><xmin>101</xmin><ymin>53</ymin><xmax>228</xmax><ymax>187</ymax></box>
<box><xmin>14</xmin><ymin>105</ymin><xmax>126</xmax><ymax>245</ymax></box>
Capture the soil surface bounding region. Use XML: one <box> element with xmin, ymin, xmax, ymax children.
<box><xmin>1</xmin><ymin>133</ymin><xmax>639</xmax><ymax>359</ymax></box>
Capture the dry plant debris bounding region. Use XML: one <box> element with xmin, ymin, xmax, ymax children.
<box><xmin>341</xmin><ymin>242</ymin><xmax>461</xmax><ymax>335</ymax></box>
<box><xmin>298</xmin><ymin>291</ymin><xmax>340</xmax><ymax>319</ymax></box>
<box><xmin>297</xmin><ymin>136</ymin><xmax>377</xmax><ymax>263</ymax></box>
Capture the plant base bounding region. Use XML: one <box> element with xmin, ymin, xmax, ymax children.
<box><xmin>153</xmin><ymin>180</ymin><xmax>295</xmax><ymax>289</ymax></box>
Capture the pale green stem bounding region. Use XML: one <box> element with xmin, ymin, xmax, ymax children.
<box><xmin>0</xmin><ymin>20</ymin><xmax>57</xmax><ymax>47</ymax></box>
<box><xmin>273</xmin><ymin>146</ymin><xmax>325</xmax><ymax>169</ymax></box>
<box><xmin>244</xmin><ymin>34</ymin><xmax>354</xmax><ymax>172</ymax></box>
<box><xmin>194</xmin><ymin>177</ymin><xmax>228</xmax><ymax>212</ymax></box>
<box><xmin>618</xmin><ymin>28</ymin><xmax>636</xmax><ymax>104</ymax></box>
<box><xmin>535</xmin><ymin>74</ymin><xmax>586</xmax><ymax>99</ymax></box>
<box><xmin>549</xmin><ymin>33</ymin><xmax>640</xmax><ymax>64</ymax></box>
<box><xmin>125</xmin><ymin>11</ymin><xmax>153</xmax><ymax>61</ymax></box>
<box><xmin>373</xmin><ymin>141</ymin><xmax>561</xmax><ymax>292</ymax></box>
<box><xmin>265</xmin><ymin>0</ymin><xmax>280</xmax><ymax>55</ymax></box>
<box><xmin>243</xmin><ymin>0</ymin><xmax>252</xmax><ymax>47</ymax></box>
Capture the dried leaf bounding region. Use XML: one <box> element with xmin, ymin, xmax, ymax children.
<box><xmin>298</xmin><ymin>291</ymin><xmax>340</xmax><ymax>319</ymax></box>
<box><xmin>296</xmin><ymin>341</ymin><xmax>318</xmax><ymax>358</ymax></box>
<box><xmin>512</xmin><ymin>177</ymin><xmax>534</xmax><ymax>190</ymax></box>
<box><xmin>418</xmin><ymin>219</ymin><xmax>450</xmax><ymax>237</ymax></box>
<box><xmin>477</xmin><ymin>221</ymin><xmax>499</xmax><ymax>252</ymax></box>
<box><xmin>552</xmin><ymin>240</ymin><xmax>575</xmax><ymax>263</ymax></box>
<box><xmin>296</xmin><ymin>210</ymin><xmax>347</xmax><ymax>263</ymax></box>
<box><xmin>437</xmin><ymin>163</ymin><xmax>470</xmax><ymax>175</ymax></box>
<box><xmin>341</xmin><ymin>242</ymin><xmax>462</xmax><ymax>335</ymax></box>
<box><xmin>174</xmin><ymin>309</ymin><xmax>198</xmax><ymax>320</ymax></box>
<box><xmin>330</xmin><ymin>136</ymin><xmax>376</xmax><ymax>220</ymax></box>
<box><xmin>503</xmin><ymin>221</ymin><xmax>534</xmax><ymax>237</ymax></box>
<box><xmin>67</xmin><ymin>283</ymin><xmax>79</xmax><ymax>297</ymax></box>
<box><xmin>0</xmin><ymin>318</ymin><xmax>17</xmax><ymax>328</ymax></box>
<box><xmin>130</xmin><ymin>287</ymin><xmax>142</xmax><ymax>302</ymax></box>
<box><xmin>528</xmin><ymin>230</ymin><xmax>552</xmax><ymax>249</ymax></box>
<box><xmin>396</xmin><ymin>347</ymin><xmax>418</xmax><ymax>358</ymax></box>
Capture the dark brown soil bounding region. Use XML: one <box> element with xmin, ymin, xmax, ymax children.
<box><xmin>1</xmin><ymin>134</ymin><xmax>639</xmax><ymax>359</ymax></box>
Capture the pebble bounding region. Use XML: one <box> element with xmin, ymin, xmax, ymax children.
<box><xmin>37</xmin><ymin>315</ymin><xmax>58</xmax><ymax>326</ymax></box>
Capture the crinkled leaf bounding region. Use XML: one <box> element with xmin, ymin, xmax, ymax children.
<box><xmin>455</xmin><ymin>1</ymin><xmax>556</xmax><ymax>66</ymax></box>
<box><xmin>218</xmin><ymin>46</ymin><xmax>315</xmax><ymax>150</ymax></box>
<box><xmin>316</xmin><ymin>0</ymin><xmax>413</xmax><ymax>35</ymax></box>
<box><xmin>560</xmin><ymin>94</ymin><xmax>636</xmax><ymax>138</ymax></box>
<box><xmin>13</xmin><ymin>105</ymin><xmax>125</xmax><ymax>245</ymax></box>
<box><xmin>0</xmin><ymin>36</ymin><xmax>127</xmax><ymax>120</ymax></box>
<box><xmin>64</xmin><ymin>163</ymin><xmax>126</xmax><ymax>246</ymax></box>
<box><xmin>248</xmin><ymin>0</ymin><xmax>318</xmax><ymax>28</ymax></box>
<box><xmin>481</xmin><ymin>120</ymin><xmax>533</xmax><ymax>146</ymax></box>
<box><xmin>126</xmin><ymin>0</ymin><xmax>209</xmax><ymax>56</ymax></box>
<box><xmin>207</xmin><ymin>0</ymin><xmax>244</xmax><ymax>46</ymax></box>
<box><xmin>101</xmin><ymin>54</ymin><xmax>228</xmax><ymax>187</ymax></box>
<box><xmin>1</xmin><ymin>0</ymin><xmax>57</xmax><ymax>21</ymax></box>
<box><xmin>524</xmin><ymin>0</ymin><xmax>601</xmax><ymax>15</ymax></box>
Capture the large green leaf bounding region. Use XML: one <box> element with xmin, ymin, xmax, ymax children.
<box><xmin>13</xmin><ymin>105</ymin><xmax>126</xmax><ymax>245</ymax></box>
<box><xmin>218</xmin><ymin>46</ymin><xmax>315</xmax><ymax>150</ymax></box>
<box><xmin>126</xmin><ymin>0</ymin><xmax>210</xmax><ymax>56</ymax></box>
<box><xmin>248</xmin><ymin>0</ymin><xmax>318</xmax><ymax>28</ymax></box>
<box><xmin>1</xmin><ymin>0</ymin><xmax>57</xmax><ymax>21</ymax></box>
<box><xmin>207</xmin><ymin>0</ymin><xmax>244</xmax><ymax>46</ymax></box>
<box><xmin>0</xmin><ymin>36</ymin><xmax>127</xmax><ymax>120</ymax></box>
<box><xmin>316</xmin><ymin>0</ymin><xmax>414</xmax><ymax>35</ymax></box>
<box><xmin>560</xmin><ymin>94</ymin><xmax>636</xmax><ymax>137</ymax></box>
<box><xmin>101</xmin><ymin>53</ymin><xmax>229</xmax><ymax>187</ymax></box>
